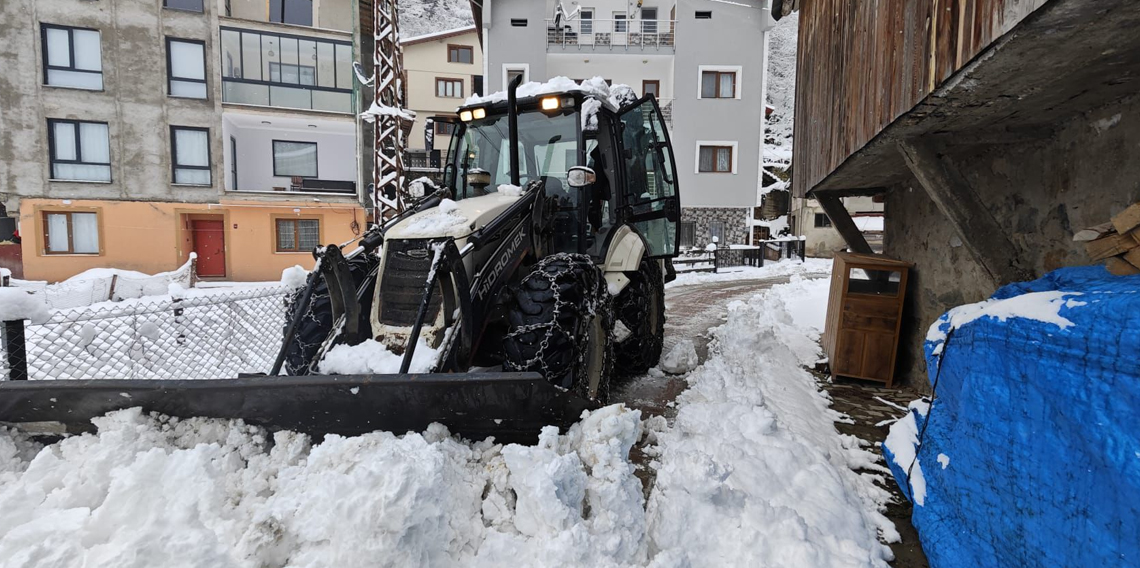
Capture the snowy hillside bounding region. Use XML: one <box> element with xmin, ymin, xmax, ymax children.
<box><xmin>765</xmin><ymin>13</ymin><xmax>798</xmax><ymax>164</ymax></box>
<box><xmin>400</xmin><ymin>0</ymin><xmax>474</xmax><ymax>38</ymax></box>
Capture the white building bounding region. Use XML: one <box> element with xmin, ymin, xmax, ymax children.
<box><xmin>470</xmin><ymin>0</ymin><xmax>774</xmax><ymax>247</ymax></box>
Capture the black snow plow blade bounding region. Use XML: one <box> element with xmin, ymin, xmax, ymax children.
<box><xmin>0</xmin><ymin>372</ymin><xmax>596</xmax><ymax>443</ymax></box>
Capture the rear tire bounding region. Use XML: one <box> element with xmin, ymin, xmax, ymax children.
<box><xmin>613</xmin><ymin>259</ymin><xmax>666</xmax><ymax>378</ymax></box>
<box><xmin>282</xmin><ymin>253</ymin><xmax>377</xmax><ymax>376</ymax></box>
<box><xmin>503</xmin><ymin>253</ymin><xmax>614</xmax><ymax>403</ymax></box>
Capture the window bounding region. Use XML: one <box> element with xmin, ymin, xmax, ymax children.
<box><xmin>167</xmin><ymin>38</ymin><xmax>207</xmax><ymax>99</ymax></box>
<box><xmin>435</xmin><ymin>121</ymin><xmax>457</xmax><ymax>135</ymax></box>
<box><xmin>171</xmin><ymin>127</ymin><xmax>211</xmax><ymax>185</ymax></box>
<box><xmin>48</xmin><ymin>119</ymin><xmax>111</xmax><ymax>182</ymax></box>
<box><xmin>436</xmin><ymin>78</ymin><xmax>463</xmax><ymax>98</ymax></box>
<box><xmin>43</xmin><ymin>211</ymin><xmax>99</xmax><ymax>255</ymax></box>
<box><xmin>679</xmin><ymin>221</ymin><xmax>695</xmax><ymax>248</ymax></box>
<box><xmin>701</xmin><ymin>70</ymin><xmax>736</xmax><ymax>98</ymax></box>
<box><xmin>41</xmin><ymin>24</ymin><xmax>102</xmax><ymax>90</ymax></box>
<box><xmin>164</xmin><ymin>0</ymin><xmax>204</xmax><ymax>12</ymax></box>
<box><xmin>698</xmin><ymin>145</ymin><xmax>733</xmax><ymax>173</ymax></box>
<box><xmin>641</xmin><ymin>7</ymin><xmax>658</xmax><ymax>33</ymax></box>
<box><xmin>815</xmin><ymin>213</ymin><xmax>833</xmax><ymax>228</ymax></box>
<box><xmin>230</xmin><ymin>136</ymin><xmax>238</xmax><ymax>190</ymax></box>
<box><xmin>448</xmin><ymin>45</ymin><xmax>473</xmax><ymax>64</ymax></box>
<box><xmin>269</xmin><ymin>0</ymin><xmax>313</xmax><ymax>26</ymax></box>
<box><xmin>510</xmin><ymin>18</ymin><xmax>528</xmax><ymax>27</ymax></box>
<box><xmin>709</xmin><ymin>221</ymin><xmax>725</xmax><ymax>243</ymax></box>
<box><xmin>220</xmin><ymin>28</ymin><xmax>353</xmax><ymax>112</ymax></box>
<box><xmin>504</xmin><ymin>66</ymin><xmax>527</xmax><ymax>86</ymax></box>
<box><xmin>273</xmin><ymin>140</ymin><xmax>317</xmax><ymax>178</ymax></box>
<box><xmin>276</xmin><ymin>218</ymin><xmax>320</xmax><ymax>252</ymax></box>
<box><xmin>580</xmin><ymin>9</ymin><xmax>594</xmax><ymax>33</ymax></box>
<box><xmin>643</xmin><ymin>80</ymin><xmax>660</xmax><ymax>98</ymax></box>
<box><xmin>695</xmin><ymin>10</ymin><xmax>712</xmax><ymax>19</ymax></box>
<box><xmin>613</xmin><ymin>12</ymin><xmax>628</xmax><ymax>33</ymax></box>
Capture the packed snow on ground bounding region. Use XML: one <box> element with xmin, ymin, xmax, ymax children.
<box><xmin>0</xmin><ymin>288</ymin><xmax>50</xmax><ymax>323</ymax></box>
<box><xmin>0</xmin><ymin>268</ymin><xmax>896</xmax><ymax>567</ymax></box>
<box><xmin>882</xmin><ymin>399</ymin><xmax>932</xmax><ymax>506</ymax></box>
<box><xmin>668</xmin><ymin>257</ymin><xmax>831</xmax><ymax>289</ymax></box>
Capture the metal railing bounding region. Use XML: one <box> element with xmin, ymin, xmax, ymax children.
<box><xmin>1</xmin><ymin>285</ymin><xmax>293</xmax><ymax>381</ymax></box>
<box><xmin>546</xmin><ymin>19</ymin><xmax>676</xmax><ymax>49</ymax></box>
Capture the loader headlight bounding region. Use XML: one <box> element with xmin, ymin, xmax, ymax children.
<box><xmin>540</xmin><ymin>97</ymin><xmax>561</xmax><ymax>111</ymax></box>
<box><xmin>472</xmin><ymin>107</ymin><xmax>487</xmax><ymax>119</ymax></box>
<box><xmin>459</xmin><ymin>110</ymin><xmax>473</xmax><ymax>122</ymax></box>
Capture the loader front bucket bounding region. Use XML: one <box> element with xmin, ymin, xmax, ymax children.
<box><xmin>0</xmin><ymin>372</ymin><xmax>596</xmax><ymax>443</ymax></box>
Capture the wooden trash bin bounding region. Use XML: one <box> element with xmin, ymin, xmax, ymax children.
<box><xmin>823</xmin><ymin>252</ymin><xmax>912</xmax><ymax>387</ymax></box>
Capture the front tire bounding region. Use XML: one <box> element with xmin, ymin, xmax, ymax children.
<box><xmin>613</xmin><ymin>259</ymin><xmax>666</xmax><ymax>378</ymax></box>
<box><xmin>503</xmin><ymin>253</ymin><xmax>614</xmax><ymax>402</ymax></box>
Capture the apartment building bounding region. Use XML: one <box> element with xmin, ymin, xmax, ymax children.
<box><xmin>0</xmin><ymin>0</ymin><xmax>367</xmax><ymax>283</ymax></box>
<box><xmin>471</xmin><ymin>0</ymin><xmax>773</xmax><ymax>247</ymax></box>
<box><xmin>401</xmin><ymin>26</ymin><xmax>483</xmax><ymax>156</ymax></box>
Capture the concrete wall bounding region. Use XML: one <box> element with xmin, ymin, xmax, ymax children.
<box><xmin>546</xmin><ymin>53</ymin><xmax>675</xmax><ymax>99</ymax></box>
<box><xmin>671</xmin><ymin>0</ymin><xmax>768</xmax><ymax>210</ymax></box>
<box><xmin>0</xmin><ymin>0</ymin><xmax>225</xmax><ymax>211</ymax></box>
<box><xmin>223</xmin><ymin>0</ymin><xmax>353</xmax><ymax>32</ymax></box>
<box><xmin>402</xmin><ymin>28</ymin><xmax>482</xmax><ymax>150</ymax></box>
<box><xmin>886</xmin><ymin>95</ymin><xmax>1140</xmax><ymax>390</ymax></box>
<box><xmin>482</xmin><ymin>0</ymin><xmax>549</xmax><ymax>93</ymax></box>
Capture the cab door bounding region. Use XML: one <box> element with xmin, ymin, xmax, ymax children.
<box><xmin>616</xmin><ymin>95</ymin><xmax>680</xmax><ymax>258</ymax></box>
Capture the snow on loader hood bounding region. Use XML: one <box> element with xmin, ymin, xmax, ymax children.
<box><xmin>386</xmin><ymin>191</ymin><xmax>524</xmax><ymax>240</ymax></box>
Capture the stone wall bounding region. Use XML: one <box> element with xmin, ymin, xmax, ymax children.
<box><xmin>886</xmin><ymin>95</ymin><xmax>1140</xmax><ymax>391</ymax></box>
<box><xmin>681</xmin><ymin>207</ymin><xmax>750</xmax><ymax>248</ymax></box>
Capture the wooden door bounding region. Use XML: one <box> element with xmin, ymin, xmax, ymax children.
<box><xmin>191</xmin><ymin>219</ymin><xmax>226</xmax><ymax>277</ymax></box>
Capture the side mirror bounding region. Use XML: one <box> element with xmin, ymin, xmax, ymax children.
<box><xmin>567</xmin><ymin>166</ymin><xmax>596</xmax><ymax>188</ymax></box>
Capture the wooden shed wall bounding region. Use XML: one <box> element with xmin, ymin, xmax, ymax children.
<box><xmin>791</xmin><ymin>0</ymin><xmax>1048</xmax><ymax>197</ymax></box>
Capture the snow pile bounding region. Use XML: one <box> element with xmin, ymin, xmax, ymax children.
<box><xmin>9</xmin><ymin>255</ymin><xmax>197</xmax><ymax>310</ymax></box>
<box><xmin>0</xmin><ymin>405</ymin><xmax>648</xmax><ymax>567</ymax></box>
<box><xmin>280</xmin><ymin>265</ymin><xmax>309</xmax><ymax>289</ymax></box>
<box><xmin>882</xmin><ymin>399</ymin><xmax>932</xmax><ymax>505</ymax></box>
<box><xmin>645</xmin><ymin>278</ymin><xmax>897</xmax><ymax>567</ymax></box>
<box><xmin>317</xmin><ymin>338</ymin><xmax>443</xmax><ymax>375</ymax></box>
<box><xmin>496</xmin><ymin>183</ymin><xmax>524</xmax><ymax>197</ymax></box>
<box><xmin>658</xmin><ymin>339</ymin><xmax>697</xmax><ymax>375</ymax></box>
<box><xmin>0</xmin><ymin>288</ymin><xmax>50</xmax><ymax>323</ymax></box>
<box><xmin>398</xmin><ymin>198</ymin><xmax>472</xmax><ymax>237</ymax></box>
<box><xmin>466</xmin><ymin>76</ymin><xmax>635</xmax><ymax>113</ymax></box>
<box><xmin>360</xmin><ymin>100</ymin><xmax>415</xmax><ymax>123</ymax></box>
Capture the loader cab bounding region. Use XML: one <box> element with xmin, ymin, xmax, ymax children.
<box><xmin>447</xmin><ymin>91</ymin><xmax>679</xmax><ymax>260</ymax></box>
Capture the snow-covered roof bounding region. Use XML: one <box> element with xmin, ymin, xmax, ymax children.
<box><xmin>401</xmin><ymin>25</ymin><xmax>478</xmax><ymax>46</ymax></box>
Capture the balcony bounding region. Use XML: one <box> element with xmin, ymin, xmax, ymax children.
<box><xmin>546</xmin><ymin>19</ymin><xmax>676</xmax><ymax>52</ymax></box>
<box><xmin>220</xmin><ymin>27</ymin><xmax>355</xmax><ymax>114</ymax></box>
<box><xmin>222</xmin><ymin>113</ymin><xmax>358</xmax><ymax>197</ymax></box>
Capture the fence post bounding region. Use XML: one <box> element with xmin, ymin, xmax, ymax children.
<box><xmin>2</xmin><ymin>319</ymin><xmax>29</xmax><ymax>380</ymax></box>
<box><xmin>713</xmin><ymin>247</ymin><xmax>720</xmax><ymax>273</ymax></box>
<box><xmin>759</xmin><ymin>243</ymin><xmax>765</xmax><ymax>267</ymax></box>
<box><xmin>799</xmin><ymin>239</ymin><xmax>806</xmax><ymax>261</ymax></box>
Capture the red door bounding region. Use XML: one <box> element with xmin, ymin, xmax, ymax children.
<box><xmin>191</xmin><ymin>219</ymin><xmax>226</xmax><ymax>277</ymax></box>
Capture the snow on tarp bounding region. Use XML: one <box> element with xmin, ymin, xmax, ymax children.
<box><xmin>883</xmin><ymin>265</ymin><xmax>1140</xmax><ymax>568</ymax></box>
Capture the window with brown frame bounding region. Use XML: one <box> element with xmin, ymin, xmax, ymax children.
<box><xmin>275</xmin><ymin>218</ymin><xmax>320</xmax><ymax>252</ymax></box>
<box><xmin>436</xmin><ymin>77</ymin><xmax>463</xmax><ymax>98</ymax></box>
<box><xmin>42</xmin><ymin>211</ymin><xmax>100</xmax><ymax>254</ymax></box>
<box><xmin>700</xmin><ymin>70</ymin><xmax>736</xmax><ymax>98</ymax></box>
<box><xmin>698</xmin><ymin>145</ymin><xmax>733</xmax><ymax>173</ymax></box>
<box><xmin>447</xmin><ymin>45</ymin><xmax>473</xmax><ymax>64</ymax></box>
<box><xmin>643</xmin><ymin>80</ymin><xmax>660</xmax><ymax>98</ymax></box>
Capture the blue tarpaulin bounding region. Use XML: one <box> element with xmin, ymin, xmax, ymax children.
<box><xmin>883</xmin><ymin>265</ymin><xmax>1140</xmax><ymax>568</ymax></box>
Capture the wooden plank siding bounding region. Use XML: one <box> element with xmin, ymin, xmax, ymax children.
<box><xmin>792</xmin><ymin>0</ymin><xmax>1049</xmax><ymax>198</ymax></box>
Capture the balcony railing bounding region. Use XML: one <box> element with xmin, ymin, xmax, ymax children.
<box><xmin>546</xmin><ymin>19</ymin><xmax>676</xmax><ymax>50</ymax></box>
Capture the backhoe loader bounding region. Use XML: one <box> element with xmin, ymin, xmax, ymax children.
<box><xmin>0</xmin><ymin>77</ymin><xmax>682</xmax><ymax>441</ymax></box>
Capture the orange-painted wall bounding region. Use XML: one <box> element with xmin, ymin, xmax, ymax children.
<box><xmin>19</xmin><ymin>198</ymin><xmax>366</xmax><ymax>283</ymax></box>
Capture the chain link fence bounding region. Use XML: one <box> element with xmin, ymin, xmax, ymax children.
<box><xmin>1</xmin><ymin>285</ymin><xmax>294</xmax><ymax>381</ymax></box>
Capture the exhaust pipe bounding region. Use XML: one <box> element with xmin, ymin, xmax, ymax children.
<box><xmin>507</xmin><ymin>74</ymin><xmax>523</xmax><ymax>186</ymax></box>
